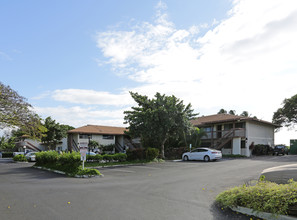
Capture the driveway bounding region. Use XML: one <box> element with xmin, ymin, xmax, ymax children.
<box><xmin>0</xmin><ymin>155</ymin><xmax>296</xmax><ymax>220</ymax></box>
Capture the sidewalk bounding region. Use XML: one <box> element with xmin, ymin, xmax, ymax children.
<box><xmin>261</xmin><ymin>164</ymin><xmax>297</xmax><ymax>184</ymax></box>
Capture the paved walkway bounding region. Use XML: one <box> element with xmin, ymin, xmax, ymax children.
<box><xmin>262</xmin><ymin>164</ymin><xmax>297</xmax><ymax>184</ymax></box>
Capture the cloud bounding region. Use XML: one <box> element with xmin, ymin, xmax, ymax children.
<box><xmin>52</xmin><ymin>89</ymin><xmax>133</xmax><ymax>106</ymax></box>
<box><xmin>94</xmin><ymin>0</ymin><xmax>297</xmax><ymax>144</ymax></box>
<box><xmin>33</xmin><ymin>0</ymin><xmax>297</xmax><ymax>145</ymax></box>
<box><xmin>34</xmin><ymin>106</ymin><xmax>127</xmax><ymax>127</ymax></box>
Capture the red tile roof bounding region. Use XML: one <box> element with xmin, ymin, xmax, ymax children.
<box><xmin>191</xmin><ymin>114</ymin><xmax>279</xmax><ymax>127</ymax></box>
<box><xmin>68</xmin><ymin>125</ymin><xmax>127</xmax><ymax>135</ymax></box>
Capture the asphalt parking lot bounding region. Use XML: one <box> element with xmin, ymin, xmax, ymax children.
<box><xmin>1</xmin><ymin>155</ymin><xmax>297</xmax><ymax>220</ymax></box>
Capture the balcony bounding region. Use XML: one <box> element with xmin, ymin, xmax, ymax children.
<box><xmin>201</xmin><ymin>128</ymin><xmax>246</xmax><ymax>140</ymax></box>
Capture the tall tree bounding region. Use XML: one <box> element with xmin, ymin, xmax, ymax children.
<box><xmin>0</xmin><ymin>82</ymin><xmax>45</xmax><ymax>139</ymax></box>
<box><xmin>41</xmin><ymin>117</ymin><xmax>74</xmax><ymax>150</ymax></box>
<box><xmin>240</xmin><ymin>111</ymin><xmax>249</xmax><ymax>117</ymax></box>
<box><xmin>124</xmin><ymin>92</ymin><xmax>197</xmax><ymax>158</ymax></box>
<box><xmin>218</xmin><ymin>109</ymin><xmax>227</xmax><ymax>114</ymax></box>
<box><xmin>228</xmin><ymin>110</ymin><xmax>236</xmax><ymax>115</ymax></box>
<box><xmin>273</xmin><ymin>94</ymin><xmax>297</xmax><ymax>128</ymax></box>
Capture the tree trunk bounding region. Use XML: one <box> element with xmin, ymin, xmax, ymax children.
<box><xmin>161</xmin><ymin>138</ymin><xmax>167</xmax><ymax>159</ymax></box>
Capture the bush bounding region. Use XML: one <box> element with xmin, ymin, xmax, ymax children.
<box><xmin>216</xmin><ymin>178</ymin><xmax>297</xmax><ymax>216</ymax></box>
<box><xmin>165</xmin><ymin>147</ymin><xmax>188</xmax><ymax>159</ymax></box>
<box><xmin>76</xmin><ymin>167</ymin><xmax>101</xmax><ymax>176</ymax></box>
<box><xmin>102</xmin><ymin>144</ymin><xmax>115</xmax><ymax>152</ymax></box>
<box><xmin>86</xmin><ymin>154</ymin><xmax>96</xmax><ymax>161</ymax></box>
<box><xmin>2</xmin><ymin>152</ymin><xmax>13</xmax><ymax>158</ymax></box>
<box><xmin>112</xmin><ymin>153</ymin><xmax>127</xmax><ymax>162</ymax></box>
<box><xmin>146</xmin><ymin>148</ymin><xmax>159</xmax><ymax>161</ymax></box>
<box><xmin>103</xmin><ymin>154</ymin><xmax>113</xmax><ymax>162</ymax></box>
<box><xmin>36</xmin><ymin>151</ymin><xmax>59</xmax><ymax>165</ymax></box>
<box><xmin>95</xmin><ymin>154</ymin><xmax>103</xmax><ymax>162</ymax></box>
<box><xmin>126</xmin><ymin>148</ymin><xmax>145</xmax><ymax>161</ymax></box>
<box><xmin>252</xmin><ymin>144</ymin><xmax>273</xmax><ymax>156</ymax></box>
<box><xmin>13</xmin><ymin>154</ymin><xmax>27</xmax><ymax>162</ymax></box>
<box><xmin>58</xmin><ymin>152</ymin><xmax>81</xmax><ymax>167</ymax></box>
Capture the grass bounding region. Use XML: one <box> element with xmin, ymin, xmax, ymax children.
<box><xmin>85</xmin><ymin>159</ymin><xmax>164</xmax><ymax>167</ymax></box>
<box><xmin>216</xmin><ymin>176</ymin><xmax>297</xmax><ymax>216</ymax></box>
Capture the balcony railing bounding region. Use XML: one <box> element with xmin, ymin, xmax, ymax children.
<box><xmin>201</xmin><ymin>128</ymin><xmax>245</xmax><ymax>139</ymax></box>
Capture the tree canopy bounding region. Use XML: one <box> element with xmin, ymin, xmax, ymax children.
<box><xmin>0</xmin><ymin>82</ymin><xmax>45</xmax><ymax>139</ymax></box>
<box><xmin>41</xmin><ymin>117</ymin><xmax>74</xmax><ymax>150</ymax></box>
<box><xmin>124</xmin><ymin>92</ymin><xmax>197</xmax><ymax>158</ymax></box>
<box><xmin>273</xmin><ymin>94</ymin><xmax>297</xmax><ymax>128</ymax></box>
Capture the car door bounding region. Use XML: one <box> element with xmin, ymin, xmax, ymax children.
<box><xmin>189</xmin><ymin>149</ymin><xmax>199</xmax><ymax>160</ymax></box>
<box><xmin>197</xmin><ymin>149</ymin><xmax>208</xmax><ymax>160</ymax></box>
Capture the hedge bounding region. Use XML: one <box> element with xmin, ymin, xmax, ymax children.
<box><xmin>13</xmin><ymin>154</ymin><xmax>27</xmax><ymax>162</ymax></box>
<box><xmin>216</xmin><ymin>177</ymin><xmax>297</xmax><ymax>216</ymax></box>
<box><xmin>35</xmin><ymin>151</ymin><xmax>100</xmax><ymax>176</ymax></box>
<box><xmin>1</xmin><ymin>152</ymin><xmax>13</xmax><ymax>158</ymax></box>
<box><xmin>252</xmin><ymin>144</ymin><xmax>273</xmax><ymax>156</ymax></box>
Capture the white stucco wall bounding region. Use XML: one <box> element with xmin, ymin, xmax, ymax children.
<box><xmin>245</xmin><ymin>121</ymin><xmax>275</xmax><ymax>156</ymax></box>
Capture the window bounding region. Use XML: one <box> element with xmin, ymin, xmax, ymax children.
<box><xmin>79</xmin><ymin>134</ymin><xmax>92</xmax><ymax>139</ymax></box>
<box><xmin>224</xmin><ymin>124</ymin><xmax>233</xmax><ymax>130</ymax></box>
<box><xmin>103</xmin><ymin>135</ymin><xmax>114</xmax><ymax>140</ymax></box>
<box><xmin>203</xmin><ymin>127</ymin><xmax>212</xmax><ymax>132</ymax></box>
<box><xmin>235</xmin><ymin>123</ymin><xmax>245</xmax><ymax>128</ymax></box>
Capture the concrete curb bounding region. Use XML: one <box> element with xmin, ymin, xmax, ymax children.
<box><xmin>231</xmin><ymin>206</ymin><xmax>297</xmax><ymax>220</ymax></box>
<box><xmin>33</xmin><ymin>166</ymin><xmax>104</xmax><ymax>178</ymax></box>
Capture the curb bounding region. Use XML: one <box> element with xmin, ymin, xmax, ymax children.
<box><xmin>231</xmin><ymin>206</ymin><xmax>297</xmax><ymax>220</ymax></box>
<box><xmin>33</xmin><ymin>166</ymin><xmax>104</xmax><ymax>178</ymax></box>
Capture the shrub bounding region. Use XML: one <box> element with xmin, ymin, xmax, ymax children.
<box><xmin>112</xmin><ymin>153</ymin><xmax>127</xmax><ymax>162</ymax></box>
<box><xmin>146</xmin><ymin>148</ymin><xmax>159</xmax><ymax>161</ymax></box>
<box><xmin>216</xmin><ymin>178</ymin><xmax>297</xmax><ymax>216</ymax></box>
<box><xmin>95</xmin><ymin>154</ymin><xmax>103</xmax><ymax>162</ymax></box>
<box><xmin>76</xmin><ymin>167</ymin><xmax>101</xmax><ymax>176</ymax></box>
<box><xmin>86</xmin><ymin>154</ymin><xmax>96</xmax><ymax>161</ymax></box>
<box><xmin>103</xmin><ymin>154</ymin><xmax>113</xmax><ymax>162</ymax></box>
<box><xmin>126</xmin><ymin>148</ymin><xmax>145</xmax><ymax>161</ymax></box>
<box><xmin>165</xmin><ymin>147</ymin><xmax>188</xmax><ymax>159</ymax></box>
<box><xmin>102</xmin><ymin>144</ymin><xmax>115</xmax><ymax>152</ymax></box>
<box><xmin>2</xmin><ymin>152</ymin><xmax>13</xmax><ymax>158</ymax></box>
<box><xmin>252</xmin><ymin>144</ymin><xmax>273</xmax><ymax>156</ymax></box>
<box><xmin>13</xmin><ymin>154</ymin><xmax>27</xmax><ymax>162</ymax></box>
<box><xmin>58</xmin><ymin>152</ymin><xmax>81</xmax><ymax>167</ymax></box>
<box><xmin>36</xmin><ymin>151</ymin><xmax>59</xmax><ymax>165</ymax></box>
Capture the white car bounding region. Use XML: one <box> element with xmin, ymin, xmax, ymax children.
<box><xmin>25</xmin><ymin>152</ymin><xmax>37</xmax><ymax>162</ymax></box>
<box><xmin>182</xmin><ymin>148</ymin><xmax>222</xmax><ymax>162</ymax></box>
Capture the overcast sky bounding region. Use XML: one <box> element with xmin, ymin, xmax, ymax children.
<box><xmin>1</xmin><ymin>0</ymin><xmax>296</xmax><ymax>145</ymax></box>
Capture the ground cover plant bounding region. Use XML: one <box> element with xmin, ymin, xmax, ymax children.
<box><xmin>216</xmin><ymin>176</ymin><xmax>297</xmax><ymax>216</ymax></box>
<box><xmin>35</xmin><ymin>151</ymin><xmax>101</xmax><ymax>177</ymax></box>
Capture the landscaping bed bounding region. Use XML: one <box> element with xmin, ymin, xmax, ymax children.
<box><xmin>216</xmin><ymin>176</ymin><xmax>297</xmax><ymax>218</ymax></box>
<box><xmin>35</xmin><ymin>151</ymin><xmax>101</xmax><ymax>177</ymax></box>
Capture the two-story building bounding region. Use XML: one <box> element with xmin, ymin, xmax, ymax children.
<box><xmin>191</xmin><ymin>114</ymin><xmax>280</xmax><ymax>157</ymax></box>
<box><xmin>67</xmin><ymin>125</ymin><xmax>137</xmax><ymax>152</ymax></box>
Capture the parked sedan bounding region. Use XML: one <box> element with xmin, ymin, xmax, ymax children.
<box><xmin>25</xmin><ymin>152</ymin><xmax>37</xmax><ymax>162</ymax></box>
<box><xmin>86</xmin><ymin>152</ymin><xmax>96</xmax><ymax>156</ymax></box>
<box><xmin>182</xmin><ymin>148</ymin><xmax>222</xmax><ymax>162</ymax></box>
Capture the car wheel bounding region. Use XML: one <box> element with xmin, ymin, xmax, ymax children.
<box><xmin>183</xmin><ymin>155</ymin><xmax>189</xmax><ymax>161</ymax></box>
<box><xmin>204</xmin><ymin>155</ymin><xmax>210</xmax><ymax>162</ymax></box>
